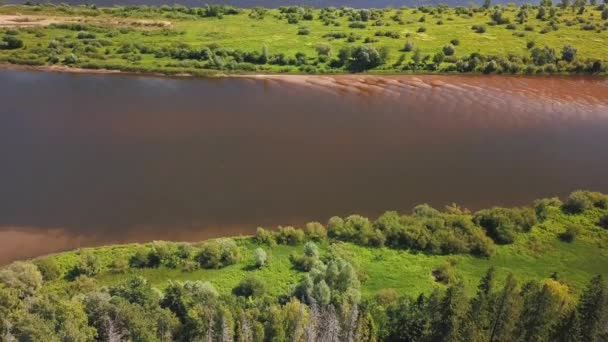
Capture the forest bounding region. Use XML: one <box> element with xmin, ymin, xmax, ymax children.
<box><xmin>0</xmin><ymin>2</ymin><xmax>608</xmax><ymax>75</ymax></box>
<box><xmin>1</xmin><ymin>190</ymin><xmax>608</xmax><ymax>341</ymax></box>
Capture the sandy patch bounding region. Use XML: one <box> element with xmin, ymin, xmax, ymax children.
<box><xmin>0</xmin><ymin>14</ymin><xmax>171</xmax><ymax>28</ymax></box>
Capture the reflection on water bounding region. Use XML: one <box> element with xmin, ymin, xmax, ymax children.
<box><xmin>1</xmin><ymin>70</ymin><xmax>608</xmax><ymax>263</ymax></box>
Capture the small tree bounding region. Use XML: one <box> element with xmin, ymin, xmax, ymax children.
<box><xmin>233</xmin><ymin>276</ymin><xmax>266</xmax><ymax>297</ymax></box>
<box><xmin>0</xmin><ymin>262</ymin><xmax>43</xmax><ymax>297</ymax></box>
<box><xmin>558</xmin><ymin>225</ymin><xmax>581</xmax><ymax>242</ymax></box>
<box><xmin>76</xmin><ymin>253</ymin><xmax>101</xmax><ymax>277</ymax></box>
<box><xmin>253</xmin><ymin>248</ymin><xmax>267</xmax><ymax>268</ymax></box>
<box><xmin>442</xmin><ymin>44</ymin><xmax>455</xmax><ymax>56</ymax></box>
<box><xmin>561</xmin><ymin>45</ymin><xmax>577</xmax><ymax>62</ymax></box>
<box><xmin>404</xmin><ymin>40</ymin><xmax>414</xmax><ymax>52</ymax></box>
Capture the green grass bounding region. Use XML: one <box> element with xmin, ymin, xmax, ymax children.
<box><xmin>1</xmin><ymin>4</ymin><xmax>607</xmax><ymax>75</ymax></box>
<box><xmin>34</xmin><ymin>205</ymin><xmax>608</xmax><ymax>299</ymax></box>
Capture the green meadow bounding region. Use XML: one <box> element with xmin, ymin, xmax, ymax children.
<box><xmin>1</xmin><ymin>3</ymin><xmax>607</xmax><ymax>75</ymax></box>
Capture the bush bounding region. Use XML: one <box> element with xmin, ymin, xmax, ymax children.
<box><xmin>534</xmin><ymin>197</ymin><xmax>563</xmax><ymax>221</ymax></box>
<box><xmin>599</xmin><ymin>215</ymin><xmax>608</xmax><ymax>229</ymax></box>
<box><xmin>474</xmin><ymin>207</ymin><xmax>537</xmax><ymax>244</ymax></box>
<box><xmin>233</xmin><ymin>276</ymin><xmax>266</xmax><ymax>297</ymax></box>
<box><xmin>255</xmin><ymin>227</ymin><xmax>277</xmax><ymax>247</ymax></box>
<box><xmin>442</xmin><ymin>44</ymin><xmax>455</xmax><ymax>56</ymax></box>
<box><xmin>110</xmin><ymin>258</ymin><xmax>129</xmax><ymax>274</ymax></box>
<box><xmin>527</xmin><ymin>41</ymin><xmax>536</xmax><ymax>49</ymax></box>
<box><xmin>196</xmin><ymin>239</ymin><xmax>240</xmax><ymax>269</ymax></box>
<box><xmin>450</xmin><ymin>39</ymin><xmax>460</xmax><ymax>46</ymax></box>
<box><xmin>305</xmin><ymin>221</ymin><xmax>327</xmax><ymax>241</ymax></box>
<box><xmin>472</xmin><ymin>25</ymin><xmax>487</xmax><ymax>33</ymax></box>
<box><xmin>404</xmin><ymin>40</ymin><xmax>414</xmax><ymax>52</ymax></box>
<box><xmin>432</xmin><ymin>261</ymin><xmax>456</xmax><ymax>284</ymax></box>
<box><xmin>417</xmin><ymin>26</ymin><xmax>427</xmax><ymax>32</ymax></box>
<box><xmin>561</xmin><ymin>45</ymin><xmax>577</xmax><ymax>62</ymax></box>
<box><xmin>349</xmin><ymin>21</ymin><xmax>367</xmax><ymax>29</ymax></box>
<box><xmin>76</xmin><ymin>31</ymin><xmax>96</xmax><ymax>39</ymax></box>
<box><xmin>562</xmin><ymin>190</ymin><xmax>603</xmax><ymax>214</ymax></box>
<box><xmin>276</xmin><ymin>226</ymin><xmax>305</xmax><ymax>245</ymax></box>
<box><xmin>129</xmin><ymin>248</ymin><xmax>154</xmax><ymax>268</ymax></box>
<box><xmin>0</xmin><ymin>262</ymin><xmax>43</xmax><ymax>297</ymax></box>
<box><xmin>76</xmin><ymin>253</ymin><xmax>101</xmax><ymax>277</ymax></box>
<box><xmin>34</xmin><ymin>259</ymin><xmax>61</xmax><ymax>281</ymax></box>
<box><xmin>559</xmin><ymin>225</ymin><xmax>582</xmax><ymax>242</ymax></box>
<box><xmin>63</xmin><ymin>53</ymin><xmax>79</xmax><ymax>65</ymax></box>
<box><xmin>530</xmin><ymin>46</ymin><xmax>556</xmax><ymax>66</ymax></box>
<box><xmin>0</xmin><ymin>35</ymin><xmax>24</xmax><ymax>50</ymax></box>
<box><xmin>297</xmin><ymin>26</ymin><xmax>310</xmax><ymax>35</ymax></box>
<box><xmin>349</xmin><ymin>45</ymin><xmax>384</xmax><ymax>71</ymax></box>
<box><xmin>253</xmin><ymin>248</ymin><xmax>268</xmax><ymax>268</ymax></box>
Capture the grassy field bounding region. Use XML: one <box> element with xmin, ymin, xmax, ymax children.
<box><xmin>1</xmin><ymin>3</ymin><xmax>607</xmax><ymax>75</ymax></box>
<box><xmin>32</xmin><ymin>202</ymin><xmax>608</xmax><ymax>299</ymax></box>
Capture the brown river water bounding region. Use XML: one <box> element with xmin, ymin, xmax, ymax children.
<box><xmin>1</xmin><ymin>70</ymin><xmax>608</xmax><ymax>264</ymax></box>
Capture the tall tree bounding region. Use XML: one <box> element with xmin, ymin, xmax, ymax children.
<box><xmin>577</xmin><ymin>275</ymin><xmax>608</xmax><ymax>342</ymax></box>
<box><xmin>488</xmin><ymin>274</ymin><xmax>521</xmax><ymax>342</ymax></box>
<box><xmin>464</xmin><ymin>267</ymin><xmax>498</xmax><ymax>341</ymax></box>
<box><xmin>430</xmin><ymin>282</ymin><xmax>469</xmax><ymax>341</ymax></box>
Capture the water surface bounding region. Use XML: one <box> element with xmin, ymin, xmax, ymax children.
<box><xmin>1</xmin><ymin>70</ymin><xmax>607</xmax><ymax>263</ymax></box>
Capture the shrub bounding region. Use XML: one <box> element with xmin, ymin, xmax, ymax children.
<box><xmin>534</xmin><ymin>197</ymin><xmax>563</xmax><ymax>220</ymax></box>
<box><xmin>110</xmin><ymin>258</ymin><xmax>129</xmax><ymax>274</ymax></box>
<box><xmin>349</xmin><ymin>21</ymin><xmax>367</xmax><ymax>29</ymax></box>
<box><xmin>63</xmin><ymin>53</ymin><xmax>79</xmax><ymax>65</ymax></box>
<box><xmin>76</xmin><ymin>31</ymin><xmax>96</xmax><ymax>39</ymax></box>
<box><xmin>305</xmin><ymin>221</ymin><xmax>327</xmax><ymax>240</ymax></box>
<box><xmin>276</xmin><ymin>226</ymin><xmax>305</xmax><ymax>245</ymax></box>
<box><xmin>527</xmin><ymin>41</ymin><xmax>536</xmax><ymax>49</ymax></box>
<box><xmin>561</xmin><ymin>45</ymin><xmax>577</xmax><ymax>62</ymax></box>
<box><xmin>303</xmin><ymin>241</ymin><xmax>319</xmax><ymax>258</ymax></box>
<box><xmin>404</xmin><ymin>40</ymin><xmax>414</xmax><ymax>52</ymax></box>
<box><xmin>432</xmin><ymin>261</ymin><xmax>456</xmax><ymax>284</ymax></box>
<box><xmin>442</xmin><ymin>44</ymin><xmax>455</xmax><ymax>56</ymax></box>
<box><xmin>34</xmin><ymin>259</ymin><xmax>61</xmax><ymax>281</ymax></box>
<box><xmin>314</xmin><ymin>43</ymin><xmax>332</xmax><ymax>56</ymax></box>
<box><xmin>255</xmin><ymin>227</ymin><xmax>277</xmax><ymax>247</ymax></box>
<box><xmin>253</xmin><ymin>248</ymin><xmax>267</xmax><ymax>268</ymax></box>
<box><xmin>472</xmin><ymin>24</ymin><xmax>487</xmax><ymax>33</ymax></box>
<box><xmin>196</xmin><ymin>239</ymin><xmax>240</xmax><ymax>269</ymax></box>
<box><xmin>417</xmin><ymin>26</ymin><xmax>427</xmax><ymax>32</ymax></box>
<box><xmin>450</xmin><ymin>38</ymin><xmax>460</xmax><ymax>46</ymax></box>
<box><xmin>559</xmin><ymin>225</ymin><xmax>582</xmax><ymax>242</ymax></box>
<box><xmin>349</xmin><ymin>45</ymin><xmax>385</xmax><ymax>71</ymax></box>
<box><xmin>233</xmin><ymin>276</ymin><xmax>266</xmax><ymax>297</ymax></box>
<box><xmin>76</xmin><ymin>253</ymin><xmax>101</xmax><ymax>277</ymax></box>
<box><xmin>0</xmin><ymin>262</ymin><xmax>43</xmax><ymax>297</ymax></box>
<box><xmin>599</xmin><ymin>215</ymin><xmax>608</xmax><ymax>229</ymax></box>
<box><xmin>530</xmin><ymin>46</ymin><xmax>556</xmax><ymax>66</ymax></box>
<box><xmin>562</xmin><ymin>190</ymin><xmax>601</xmax><ymax>214</ymax></box>
<box><xmin>129</xmin><ymin>248</ymin><xmax>153</xmax><ymax>268</ymax></box>
<box><xmin>0</xmin><ymin>35</ymin><xmax>24</xmax><ymax>50</ymax></box>
<box><xmin>297</xmin><ymin>26</ymin><xmax>310</xmax><ymax>35</ymax></box>
<box><xmin>474</xmin><ymin>207</ymin><xmax>537</xmax><ymax>244</ymax></box>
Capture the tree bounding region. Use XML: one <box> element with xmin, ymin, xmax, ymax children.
<box><xmin>232</xmin><ymin>276</ymin><xmax>266</xmax><ymax>297</ymax></box>
<box><xmin>313</xmin><ymin>280</ymin><xmax>331</xmax><ymax>306</ymax></box>
<box><xmin>561</xmin><ymin>45</ymin><xmax>577</xmax><ymax>62</ymax></box>
<box><xmin>34</xmin><ymin>259</ymin><xmax>61</xmax><ymax>282</ymax></box>
<box><xmin>488</xmin><ymin>274</ymin><xmax>521</xmax><ymax>341</ymax></box>
<box><xmin>0</xmin><ymin>36</ymin><xmax>23</xmax><ymax>50</ymax></box>
<box><xmin>442</xmin><ymin>44</ymin><xmax>455</xmax><ymax>56</ymax></box>
<box><xmin>305</xmin><ymin>221</ymin><xmax>327</xmax><ymax>241</ymax></box>
<box><xmin>603</xmin><ymin>8</ymin><xmax>608</xmax><ymax>20</ymax></box>
<box><xmin>253</xmin><ymin>248</ymin><xmax>267</xmax><ymax>268</ymax></box>
<box><xmin>430</xmin><ymin>282</ymin><xmax>469</xmax><ymax>341</ymax></box>
<box><xmin>403</xmin><ymin>40</ymin><xmax>414</xmax><ymax>52</ymax></box>
<box><xmin>483</xmin><ymin>0</ymin><xmax>492</xmax><ymax>9</ymax></box>
<box><xmin>577</xmin><ymin>275</ymin><xmax>608</xmax><ymax>342</ymax></box>
<box><xmin>464</xmin><ymin>268</ymin><xmax>497</xmax><ymax>341</ymax></box>
<box><xmin>349</xmin><ymin>45</ymin><xmax>384</xmax><ymax>72</ymax></box>
<box><xmin>303</xmin><ymin>242</ymin><xmax>319</xmax><ymax>258</ymax></box>
<box><xmin>0</xmin><ymin>262</ymin><xmax>43</xmax><ymax>297</ymax></box>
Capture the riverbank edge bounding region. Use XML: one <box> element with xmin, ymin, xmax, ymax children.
<box><xmin>2</xmin><ymin>62</ymin><xmax>607</xmax><ymax>80</ymax></box>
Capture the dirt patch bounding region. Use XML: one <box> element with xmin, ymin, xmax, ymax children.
<box><xmin>0</xmin><ymin>14</ymin><xmax>171</xmax><ymax>28</ymax></box>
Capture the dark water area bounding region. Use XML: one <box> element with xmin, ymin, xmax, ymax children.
<box><xmin>1</xmin><ymin>70</ymin><xmax>608</xmax><ymax>263</ymax></box>
<box><xmin>7</xmin><ymin>0</ymin><xmax>538</xmax><ymax>8</ymax></box>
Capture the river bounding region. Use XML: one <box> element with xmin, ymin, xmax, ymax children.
<box><xmin>1</xmin><ymin>70</ymin><xmax>607</xmax><ymax>263</ymax></box>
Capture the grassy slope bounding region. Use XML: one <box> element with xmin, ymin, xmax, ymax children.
<box><xmin>38</xmin><ymin>205</ymin><xmax>608</xmax><ymax>299</ymax></box>
<box><xmin>0</xmin><ymin>4</ymin><xmax>607</xmax><ymax>74</ymax></box>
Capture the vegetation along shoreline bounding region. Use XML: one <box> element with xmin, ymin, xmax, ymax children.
<box><xmin>1</xmin><ymin>2</ymin><xmax>608</xmax><ymax>77</ymax></box>
<box><xmin>1</xmin><ymin>190</ymin><xmax>608</xmax><ymax>340</ymax></box>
